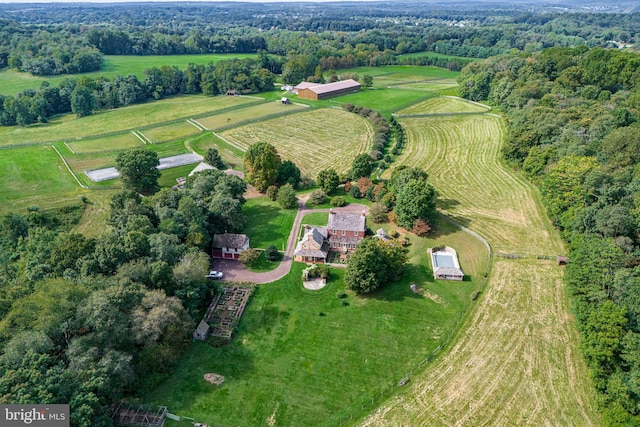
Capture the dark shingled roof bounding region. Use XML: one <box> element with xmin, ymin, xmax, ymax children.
<box><xmin>327</xmin><ymin>211</ymin><xmax>366</xmax><ymax>232</ymax></box>
<box><xmin>213</xmin><ymin>233</ymin><xmax>249</xmax><ymax>249</ymax></box>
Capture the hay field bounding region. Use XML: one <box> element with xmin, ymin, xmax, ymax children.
<box><xmin>220</xmin><ymin>109</ymin><xmax>373</xmax><ymax>178</ymax></box>
<box><xmin>362</xmin><ymin>259</ymin><xmax>600</xmax><ymax>427</ymax></box>
<box><xmin>194</xmin><ymin>102</ymin><xmax>307</xmax><ymax>130</ymax></box>
<box><xmin>398</xmin><ymin>96</ymin><xmax>490</xmax><ymax>115</ymax></box>
<box><xmin>385</xmin><ymin>114</ymin><xmax>562</xmax><ymax>255</ymax></box>
<box><xmin>366</xmin><ymin>100</ymin><xmax>599</xmax><ymax>426</ymax></box>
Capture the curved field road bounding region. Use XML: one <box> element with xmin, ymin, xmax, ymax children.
<box><xmin>362</xmin><ymin>104</ymin><xmax>601</xmax><ymax>426</ymax></box>
<box><xmin>211</xmin><ymin>199</ymin><xmax>369</xmax><ymax>284</ymax></box>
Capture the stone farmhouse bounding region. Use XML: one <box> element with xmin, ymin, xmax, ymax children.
<box><xmin>294</xmin><ymin>210</ymin><xmax>366</xmax><ymax>263</ymax></box>
<box><xmin>294</xmin><ymin>79</ymin><xmax>361</xmax><ymax>100</ymax></box>
<box><xmin>212</xmin><ymin>233</ymin><xmax>249</xmax><ymax>260</ymax></box>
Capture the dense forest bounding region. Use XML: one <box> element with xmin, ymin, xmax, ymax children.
<box><xmin>458</xmin><ymin>46</ymin><xmax>640</xmax><ymax>424</ymax></box>
<box><xmin>0</xmin><ymin>168</ymin><xmax>248</xmax><ymax>427</ymax></box>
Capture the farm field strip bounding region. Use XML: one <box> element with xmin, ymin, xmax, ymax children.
<box><xmin>362</xmin><ymin>260</ymin><xmax>600</xmax><ymax>426</ymax></box>
<box><xmin>141</xmin><ymin>121</ymin><xmax>202</xmax><ymax>143</ymax></box>
<box><xmin>0</xmin><ymin>95</ymin><xmax>256</xmax><ymax>148</ymax></box>
<box><xmin>194</xmin><ymin>102</ymin><xmax>307</xmax><ymax>130</ymax></box>
<box><xmin>398</xmin><ymin>96</ymin><xmax>490</xmax><ymax>115</ymax></box>
<box><xmin>388</xmin><ymin>114</ymin><xmax>560</xmax><ymax>255</ymax></box>
<box><xmin>330</xmin><ymin>88</ymin><xmax>433</xmax><ymax>113</ymax></box>
<box><xmin>66</xmin><ymin>132</ymin><xmax>143</xmax><ymax>154</ymax></box>
<box><xmin>220</xmin><ymin>109</ymin><xmax>373</xmax><ymax>178</ymax></box>
<box><xmin>366</xmin><ymin>99</ymin><xmax>597</xmax><ymax>426</ymax></box>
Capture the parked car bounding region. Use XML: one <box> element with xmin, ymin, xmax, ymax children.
<box><xmin>206</xmin><ymin>270</ymin><xmax>224</xmax><ymax>280</ymax></box>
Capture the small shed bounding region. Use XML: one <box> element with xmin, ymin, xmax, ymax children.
<box><xmin>557</xmin><ymin>256</ymin><xmax>569</xmax><ymax>266</ymax></box>
<box><xmin>193</xmin><ymin>320</ymin><xmax>210</xmax><ymax>341</ymax></box>
<box><xmin>281</xmin><ymin>97</ymin><xmax>290</xmax><ymax>104</ymax></box>
<box><xmin>226</xmin><ymin>89</ymin><xmax>237</xmax><ymax>96</ymax></box>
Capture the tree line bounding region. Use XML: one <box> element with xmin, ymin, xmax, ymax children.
<box><xmin>458</xmin><ymin>46</ymin><xmax>640</xmax><ymax>425</ymax></box>
<box><xmin>0</xmin><ymin>57</ymin><xmax>277</xmax><ymax>126</ymax></box>
<box><xmin>0</xmin><ymin>150</ymin><xmax>250</xmax><ymax>426</ymax></box>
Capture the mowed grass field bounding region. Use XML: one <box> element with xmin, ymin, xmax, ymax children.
<box><xmin>398</xmin><ymin>96</ymin><xmax>490</xmax><ymax>115</ymax></box>
<box><xmin>194</xmin><ymin>101</ymin><xmax>307</xmax><ymax>130</ymax></box>
<box><xmin>0</xmin><ymin>95</ymin><xmax>257</xmax><ymax>147</ymax></box>
<box><xmin>220</xmin><ymin>109</ymin><xmax>373</xmax><ymax>178</ymax></box>
<box><xmin>242</xmin><ymin>197</ymin><xmax>298</xmax><ymax>249</ymax></box>
<box><xmin>331</xmin><ymin>88</ymin><xmax>434</xmax><ymax>114</ymax></box>
<box><xmin>146</xmin><ymin>217</ymin><xmax>488</xmax><ymax>426</ymax></box>
<box><xmin>365</xmin><ymin>98</ymin><xmax>600</xmax><ymax>426</ymax></box>
<box><xmin>0</xmin><ymin>54</ymin><xmax>257</xmax><ymax>96</ymax></box>
<box><xmin>0</xmin><ymin>146</ymin><xmax>82</xmax><ymax>212</ymax></box>
<box><xmin>386</xmin><ymin>113</ymin><xmax>561</xmax><ymax>255</ymax></box>
<box><xmin>141</xmin><ymin>121</ymin><xmax>201</xmax><ymax>143</ymax></box>
<box><xmin>66</xmin><ymin>132</ymin><xmax>143</xmax><ymax>154</ymax></box>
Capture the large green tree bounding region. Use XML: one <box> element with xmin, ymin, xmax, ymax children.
<box><xmin>244</xmin><ymin>142</ymin><xmax>281</xmax><ymax>192</ymax></box>
<box><xmin>317</xmin><ymin>168</ymin><xmax>340</xmax><ymax>195</ymax></box>
<box><xmin>115</xmin><ymin>147</ymin><xmax>161</xmax><ymax>194</ymax></box>
<box><xmin>344</xmin><ymin>239</ymin><xmax>407</xmax><ymax>294</ymax></box>
<box><xmin>394</xmin><ymin>179</ymin><xmax>436</xmax><ymax>230</ymax></box>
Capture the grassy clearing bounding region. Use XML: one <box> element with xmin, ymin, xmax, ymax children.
<box><xmin>330</xmin><ymin>88</ymin><xmax>434</xmax><ymax>114</ymax></box>
<box><xmin>0</xmin><ymin>145</ymin><xmax>82</xmax><ymax>212</ymax></box>
<box><xmin>386</xmin><ymin>113</ymin><xmax>563</xmax><ymax>255</ymax></box>
<box><xmin>221</xmin><ymin>109</ymin><xmax>373</xmax><ymax>178</ymax></box>
<box><xmin>361</xmin><ymin>259</ymin><xmax>601</xmax><ymax>427</ymax></box>
<box><xmin>398</xmin><ymin>96</ymin><xmax>490</xmax><ymax>115</ymax></box>
<box><xmin>194</xmin><ymin>102</ymin><xmax>307</xmax><ymax>130</ymax></box>
<box><xmin>146</xmin><ymin>216</ymin><xmax>487</xmax><ymax>426</ymax></box>
<box><xmin>242</xmin><ymin>197</ymin><xmax>297</xmax><ymax>250</ymax></box>
<box><xmin>72</xmin><ymin>190</ymin><xmax>118</xmax><ymax>238</ymax></box>
<box><xmin>66</xmin><ymin>132</ymin><xmax>143</xmax><ymax>154</ymax></box>
<box><xmin>377</xmin><ymin>78</ymin><xmax>459</xmax><ymax>92</ymax></box>
<box><xmin>0</xmin><ymin>95</ymin><xmax>256</xmax><ymax>147</ymax></box>
<box><xmin>397</xmin><ymin>51</ymin><xmax>481</xmax><ymax>62</ymax></box>
<box><xmin>142</xmin><ymin>121</ymin><xmax>202</xmax><ymax>143</ymax></box>
<box><xmin>0</xmin><ymin>54</ymin><xmax>257</xmax><ymax>96</ymax></box>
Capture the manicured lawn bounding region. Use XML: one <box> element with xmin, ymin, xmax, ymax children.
<box><xmin>145</xmin><ymin>217</ymin><xmax>487</xmax><ymax>426</ymax></box>
<box><xmin>246</xmin><ymin>252</ymin><xmax>281</xmax><ymax>273</ymax></box>
<box><xmin>0</xmin><ymin>54</ymin><xmax>258</xmax><ymax>96</ymax></box>
<box><xmin>158</xmin><ymin>164</ymin><xmax>198</xmax><ymax>188</ymax></box>
<box><xmin>300</xmin><ymin>211</ymin><xmax>328</xmax><ymax>227</ymax></box>
<box><xmin>242</xmin><ymin>197</ymin><xmax>297</xmax><ymax>250</ymax></box>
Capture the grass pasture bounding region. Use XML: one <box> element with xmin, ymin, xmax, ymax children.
<box><xmin>194</xmin><ymin>102</ymin><xmax>307</xmax><ymax>130</ymax></box>
<box><xmin>146</xmin><ymin>217</ymin><xmax>488</xmax><ymax>426</ymax></box>
<box><xmin>66</xmin><ymin>132</ymin><xmax>143</xmax><ymax>154</ymax></box>
<box><xmin>398</xmin><ymin>96</ymin><xmax>490</xmax><ymax>115</ymax></box>
<box><xmin>0</xmin><ymin>146</ymin><xmax>82</xmax><ymax>212</ymax></box>
<box><xmin>0</xmin><ymin>95</ymin><xmax>257</xmax><ymax>148</ymax></box>
<box><xmin>338</xmin><ymin>65</ymin><xmax>461</xmax><ymax>80</ymax></box>
<box><xmin>0</xmin><ymin>54</ymin><xmax>257</xmax><ymax>96</ymax></box>
<box><xmin>220</xmin><ymin>109</ymin><xmax>373</xmax><ymax>178</ymax></box>
<box><xmin>142</xmin><ymin>121</ymin><xmax>202</xmax><ymax>143</ymax></box>
<box><xmin>331</xmin><ymin>88</ymin><xmax>434</xmax><ymax>114</ymax></box>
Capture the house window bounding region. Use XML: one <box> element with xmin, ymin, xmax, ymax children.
<box><xmin>342</xmin><ymin>230</ymin><xmax>346</xmax><ymax>236</ymax></box>
<box><xmin>333</xmin><ymin>229</ymin><xmax>336</xmax><ymax>234</ymax></box>
<box><xmin>354</xmin><ymin>231</ymin><xmax>359</xmax><ymax>237</ymax></box>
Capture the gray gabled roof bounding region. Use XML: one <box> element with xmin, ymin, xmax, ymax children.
<box><xmin>434</xmin><ymin>267</ymin><xmax>464</xmax><ymax>277</ymax></box>
<box><xmin>327</xmin><ymin>211</ymin><xmax>366</xmax><ymax>232</ymax></box>
<box><xmin>213</xmin><ymin>233</ymin><xmax>249</xmax><ymax>249</ymax></box>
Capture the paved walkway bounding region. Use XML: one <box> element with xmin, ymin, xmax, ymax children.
<box><xmin>212</xmin><ymin>198</ymin><xmax>369</xmax><ymax>284</ymax></box>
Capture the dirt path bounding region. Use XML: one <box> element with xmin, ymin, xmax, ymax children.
<box><xmin>212</xmin><ymin>199</ymin><xmax>369</xmax><ymax>284</ymax></box>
